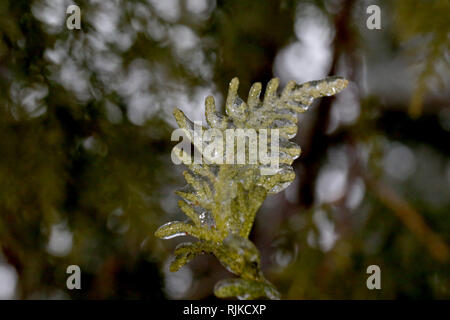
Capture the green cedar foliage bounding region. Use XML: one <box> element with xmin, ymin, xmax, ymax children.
<box><xmin>155</xmin><ymin>76</ymin><xmax>348</xmax><ymax>299</ymax></box>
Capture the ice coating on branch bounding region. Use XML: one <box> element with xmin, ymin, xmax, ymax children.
<box><xmin>155</xmin><ymin>76</ymin><xmax>348</xmax><ymax>299</ymax></box>
<box><xmin>214</xmin><ymin>278</ymin><xmax>281</xmax><ymax>300</ymax></box>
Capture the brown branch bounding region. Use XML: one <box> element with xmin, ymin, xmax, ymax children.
<box><xmin>364</xmin><ymin>174</ymin><xmax>449</xmax><ymax>262</ymax></box>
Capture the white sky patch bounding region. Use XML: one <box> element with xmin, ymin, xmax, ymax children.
<box><xmin>92</xmin><ymin>52</ymin><xmax>122</xmax><ymax>76</ymax></box>
<box><xmin>46</xmin><ymin>222</ymin><xmax>73</xmax><ymax>257</ymax></box>
<box><xmin>316</xmin><ymin>166</ymin><xmax>348</xmax><ymax>203</ymax></box>
<box><xmin>91</xmin><ymin>4</ymin><xmax>118</xmax><ymax>38</ymax></box>
<box><xmin>168</xmin><ymin>25</ymin><xmax>212</xmax><ymax>79</ymax></box>
<box><xmin>163</xmin><ymin>257</ymin><xmax>192</xmax><ymax>298</ymax></box>
<box><xmin>186</xmin><ymin>0</ymin><xmax>209</xmax><ymax>15</ymax></box>
<box><xmin>0</xmin><ymin>263</ymin><xmax>18</xmax><ymax>299</ymax></box>
<box><xmin>118</xmin><ymin>60</ymin><xmax>153</xmax><ymax>96</ymax></box>
<box><xmin>313</xmin><ymin>209</ymin><xmax>338</xmax><ymax>252</ymax></box>
<box><xmin>58</xmin><ymin>59</ymin><xmax>91</xmax><ymax>101</ymax></box>
<box><xmin>9</xmin><ymin>82</ymin><xmax>48</xmax><ymax>118</ymax></box>
<box><xmin>186</xmin><ymin>0</ymin><xmax>216</xmax><ymax>18</ymax></box>
<box><xmin>148</xmin><ymin>0</ymin><xmax>181</xmax><ymax>22</ymax></box>
<box><xmin>346</xmin><ymin>178</ymin><xmax>366</xmax><ymax>210</ymax></box>
<box><xmin>383</xmin><ymin>142</ymin><xmax>416</xmax><ymax>181</ymax></box>
<box><xmin>327</xmin><ymin>83</ymin><xmax>361</xmax><ymax>133</ymax></box>
<box><xmin>146</xmin><ymin>18</ymin><xmax>168</xmax><ymax>42</ymax></box>
<box><xmin>105</xmin><ymin>101</ymin><xmax>123</xmax><ymax>124</ymax></box>
<box><xmin>85</xmin><ymin>1</ymin><xmax>135</xmax><ymax>52</ymax></box>
<box><xmin>21</xmin><ymin>85</ymin><xmax>48</xmax><ymax>117</ymax></box>
<box><xmin>274</xmin><ymin>3</ymin><xmax>333</xmax><ymax>84</ymax></box>
<box><xmin>116</xmin><ymin>58</ymin><xmax>217</xmax><ymax>126</ymax></box>
<box><xmin>114</xmin><ymin>59</ymin><xmax>156</xmax><ymax>125</ymax></box>
<box><xmin>163</xmin><ymin>85</ymin><xmax>222</xmax><ymax>128</ymax></box>
<box><xmin>32</xmin><ymin>0</ymin><xmax>76</xmax><ymax>33</ymax></box>
<box><xmin>107</xmin><ymin>207</ymin><xmax>130</xmax><ymax>234</ymax></box>
<box><xmin>273</xmin><ymin>247</ymin><xmax>297</xmax><ymax>268</ymax></box>
<box><xmin>45</xmin><ymin>39</ymin><xmax>69</xmax><ymax>65</ymax></box>
<box><xmin>127</xmin><ymin>92</ymin><xmax>156</xmax><ymax>126</ymax></box>
<box><xmin>272</xmin><ymin>236</ymin><xmax>298</xmax><ymax>269</ymax></box>
<box><xmin>170</xmin><ymin>25</ymin><xmax>199</xmax><ymax>52</ymax></box>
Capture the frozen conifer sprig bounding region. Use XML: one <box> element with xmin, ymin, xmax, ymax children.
<box><xmin>155</xmin><ymin>76</ymin><xmax>348</xmax><ymax>299</ymax></box>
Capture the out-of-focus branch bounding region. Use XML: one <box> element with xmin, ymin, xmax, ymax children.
<box><xmin>297</xmin><ymin>0</ymin><xmax>357</xmax><ymax>208</ymax></box>
<box><xmin>364</xmin><ymin>174</ymin><xmax>449</xmax><ymax>262</ymax></box>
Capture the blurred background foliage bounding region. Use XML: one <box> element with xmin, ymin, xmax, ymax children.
<box><xmin>0</xmin><ymin>0</ymin><xmax>449</xmax><ymax>299</ymax></box>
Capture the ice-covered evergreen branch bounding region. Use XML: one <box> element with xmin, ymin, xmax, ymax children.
<box><xmin>155</xmin><ymin>76</ymin><xmax>348</xmax><ymax>299</ymax></box>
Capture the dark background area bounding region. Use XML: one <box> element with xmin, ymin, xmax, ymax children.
<box><xmin>0</xmin><ymin>0</ymin><xmax>449</xmax><ymax>299</ymax></box>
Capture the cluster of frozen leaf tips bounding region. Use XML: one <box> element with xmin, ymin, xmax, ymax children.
<box><xmin>155</xmin><ymin>76</ymin><xmax>348</xmax><ymax>299</ymax></box>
